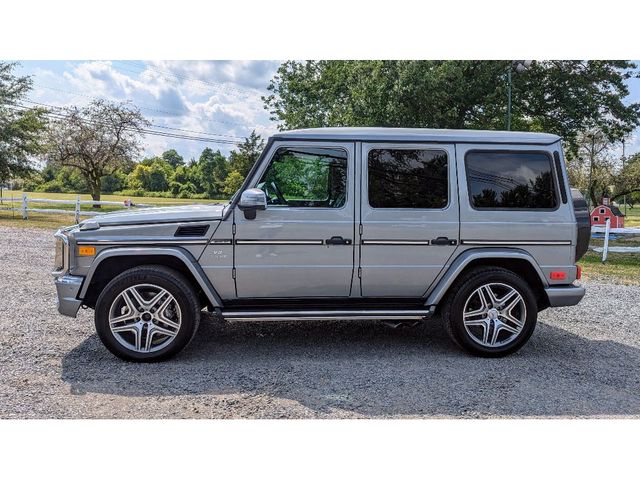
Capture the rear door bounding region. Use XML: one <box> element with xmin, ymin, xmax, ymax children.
<box><xmin>359</xmin><ymin>143</ymin><xmax>459</xmax><ymax>297</ymax></box>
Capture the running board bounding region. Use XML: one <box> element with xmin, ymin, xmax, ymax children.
<box><xmin>221</xmin><ymin>307</ymin><xmax>435</xmax><ymax>322</ymax></box>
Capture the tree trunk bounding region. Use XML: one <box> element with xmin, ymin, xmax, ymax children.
<box><xmin>91</xmin><ymin>181</ymin><xmax>101</xmax><ymax>209</ymax></box>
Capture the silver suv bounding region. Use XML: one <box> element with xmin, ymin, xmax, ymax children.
<box><xmin>53</xmin><ymin>128</ymin><xmax>590</xmax><ymax>361</ymax></box>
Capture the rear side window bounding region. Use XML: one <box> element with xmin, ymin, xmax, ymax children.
<box><xmin>368</xmin><ymin>149</ymin><xmax>448</xmax><ymax>209</ymax></box>
<box><xmin>465</xmin><ymin>151</ymin><xmax>557</xmax><ymax>209</ymax></box>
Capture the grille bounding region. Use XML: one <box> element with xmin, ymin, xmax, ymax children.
<box><xmin>174</xmin><ymin>224</ymin><xmax>210</xmax><ymax>237</ymax></box>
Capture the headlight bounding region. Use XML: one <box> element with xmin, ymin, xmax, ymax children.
<box><xmin>54</xmin><ymin>238</ymin><xmax>65</xmax><ymax>271</ymax></box>
<box><xmin>53</xmin><ymin>230</ymin><xmax>69</xmax><ymax>274</ymax></box>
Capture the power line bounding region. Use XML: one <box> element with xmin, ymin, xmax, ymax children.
<box><xmin>22</xmin><ymin>99</ymin><xmax>245</xmax><ymax>141</ymax></box>
<box><xmin>32</xmin><ymin>83</ymin><xmax>262</xmax><ymax>131</ymax></box>
<box><xmin>9</xmin><ymin>103</ymin><xmax>244</xmax><ymax>147</ymax></box>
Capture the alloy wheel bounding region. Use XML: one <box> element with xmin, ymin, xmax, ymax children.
<box><xmin>108</xmin><ymin>283</ymin><xmax>182</xmax><ymax>353</ymax></box>
<box><xmin>462</xmin><ymin>282</ymin><xmax>526</xmax><ymax>348</ymax></box>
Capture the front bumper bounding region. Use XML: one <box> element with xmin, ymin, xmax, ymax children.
<box><xmin>54</xmin><ymin>274</ymin><xmax>84</xmax><ymax>317</ymax></box>
<box><xmin>545</xmin><ymin>284</ymin><xmax>586</xmax><ymax>307</ymax></box>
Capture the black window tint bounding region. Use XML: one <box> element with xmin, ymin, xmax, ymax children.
<box><xmin>466</xmin><ymin>151</ymin><xmax>557</xmax><ymax>209</ymax></box>
<box><xmin>258</xmin><ymin>147</ymin><xmax>347</xmax><ymax>208</ymax></box>
<box><xmin>368</xmin><ymin>149</ymin><xmax>448</xmax><ymax>209</ymax></box>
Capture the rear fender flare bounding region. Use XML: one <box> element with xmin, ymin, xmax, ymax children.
<box><xmin>424</xmin><ymin>248</ymin><xmax>548</xmax><ymax>306</ymax></box>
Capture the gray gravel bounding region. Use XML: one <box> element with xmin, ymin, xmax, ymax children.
<box><xmin>1</xmin><ymin>225</ymin><xmax>639</xmax><ymax>418</ymax></box>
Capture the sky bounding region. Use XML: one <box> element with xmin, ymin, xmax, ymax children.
<box><xmin>14</xmin><ymin>60</ymin><xmax>640</xmax><ymax>161</ymax></box>
<box><xmin>16</xmin><ymin>60</ymin><xmax>282</xmax><ymax>160</ymax></box>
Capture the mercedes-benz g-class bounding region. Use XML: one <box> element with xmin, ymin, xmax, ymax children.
<box><xmin>53</xmin><ymin>128</ymin><xmax>590</xmax><ymax>361</ymax></box>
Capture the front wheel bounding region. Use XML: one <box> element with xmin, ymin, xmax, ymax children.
<box><xmin>95</xmin><ymin>265</ymin><xmax>201</xmax><ymax>362</ymax></box>
<box><xmin>441</xmin><ymin>267</ymin><xmax>537</xmax><ymax>357</ymax></box>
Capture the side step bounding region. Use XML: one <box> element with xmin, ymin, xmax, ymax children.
<box><xmin>221</xmin><ymin>307</ymin><xmax>435</xmax><ymax>322</ymax></box>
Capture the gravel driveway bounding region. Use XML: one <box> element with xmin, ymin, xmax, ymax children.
<box><xmin>1</xmin><ymin>225</ymin><xmax>639</xmax><ymax>418</ymax></box>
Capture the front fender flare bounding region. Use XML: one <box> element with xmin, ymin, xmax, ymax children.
<box><xmin>78</xmin><ymin>246</ymin><xmax>223</xmax><ymax>308</ymax></box>
<box><xmin>424</xmin><ymin>247</ymin><xmax>548</xmax><ymax>306</ymax></box>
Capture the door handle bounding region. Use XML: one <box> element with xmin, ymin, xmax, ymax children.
<box><xmin>325</xmin><ymin>236</ymin><xmax>352</xmax><ymax>245</ymax></box>
<box><xmin>431</xmin><ymin>236</ymin><xmax>457</xmax><ymax>246</ymax></box>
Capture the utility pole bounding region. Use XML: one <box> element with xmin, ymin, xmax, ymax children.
<box><xmin>587</xmin><ymin>134</ymin><xmax>595</xmax><ymax>211</ymax></box>
<box><xmin>505</xmin><ymin>60</ymin><xmax>533</xmax><ymax>131</ymax></box>
<box><xmin>622</xmin><ymin>138</ymin><xmax>627</xmax><ymax>216</ymax></box>
<box><xmin>506</xmin><ymin>66</ymin><xmax>512</xmax><ymax>131</ymax></box>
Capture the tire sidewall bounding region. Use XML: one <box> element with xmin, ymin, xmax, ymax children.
<box><xmin>449</xmin><ymin>270</ymin><xmax>537</xmax><ymax>357</ymax></box>
<box><xmin>95</xmin><ymin>268</ymin><xmax>199</xmax><ymax>362</ymax></box>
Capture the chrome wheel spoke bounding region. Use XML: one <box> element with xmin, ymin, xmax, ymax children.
<box><xmin>496</xmin><ymin>289</ymin><xmax>518</xmax><ymax>308</ymax></box>
<box><xmin>150</xmin><ymin>323</ymin><xmax>178</xmax><ymax>338</ymax></box>
<box><xmin>126</xmin><ymin>286</ymin><xmax>147</xmax><ymax>310</ymax></box>
<box><xmin>109</xmin><ymin>310</ymin><xmax>137</xmax><ymax>325</ymax></box>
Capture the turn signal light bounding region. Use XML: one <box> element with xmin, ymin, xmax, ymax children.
<box><xmin>550</xmin><ymin>271</ymin><xmax>567</xmax><ymax>280</ymax></box>
<box><xmin>78</xmin><ymin>246</ymin><xmax>96</xmax><ymax>256</ymax></box>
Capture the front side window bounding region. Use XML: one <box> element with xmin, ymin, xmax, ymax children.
<box><xmin>257</xmin><ymin>147</ymin><xmax>347</xmax><ymax>208</ymax></box>
<box><xmin>465</xmin><ymin>151</ymin><xmax>557</xmax><ymax>209</ymax></box>
<box><xmin>368</xmin><ymin>149</ymin><xmax>448</xmax><ymax>209</ymax></box>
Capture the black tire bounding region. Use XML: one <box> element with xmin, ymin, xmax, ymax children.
<box><xmin>95</xmin><ymin>265</ymin><xmax>201</xmax><ymax>362</ymax></box>
<box><xmin>441</xmin><ymin>267</ymin><xmax>537</xmax><ymax>357</ymax></box>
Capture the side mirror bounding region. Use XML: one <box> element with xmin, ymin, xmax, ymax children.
<box><xmin>238</xmin><ymin>188</ymin><xmax>267</xmax><ymax>220</ymax></box>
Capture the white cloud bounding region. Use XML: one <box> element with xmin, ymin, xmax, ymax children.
<box><xmin>49</xmin><ymin>60</ymin><xmax>280</xmax><ymax>158</ymax></box>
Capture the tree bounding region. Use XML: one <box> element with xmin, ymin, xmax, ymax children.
<box><xmin>223</xmin><ymin>170</ymin><xmax>244</xmax><ymax>196</ymax></box>
<box><xmin>264</xmin><ymin>61</ymin><xmax>640</xmax><ymax>152</ymax></box>
<box><xmin>228</xmin><ymin>130</ymin><xmax>265</xmax><ymax>177</ymax></box>
<box><xmin>611</xmin><ymin>153</ymin><xmax>640</xmax><ymax>204</ymax></box>
<box><xmin>197</xmin><ymin>147</ymin><xmax>228</xmax><ymax>198</ymax></box>
<box><xmin>162</xmin><ymin>149</ymin><xmax>184</xmax><ymax>168</ymax></box>
<box><xmin>46</xmin><ymin>99</ymin><xmax>150</xmax><ymax>204</ymax></box>
<box><xmin>0</xmin><ymin>62</ymin><xmax>47</xmax><ymax>184</ymax></box>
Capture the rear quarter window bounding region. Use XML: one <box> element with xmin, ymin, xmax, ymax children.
<box><xmin>465</xmin><ymin>151</ymin><xmax>557</xmax><ymax>209</ymax></box>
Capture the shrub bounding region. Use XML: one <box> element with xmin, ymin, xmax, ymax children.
<box><xmin>37</xmin><ymin>180</ymin><xmax>65</xmax><ymax>193</ymax></box>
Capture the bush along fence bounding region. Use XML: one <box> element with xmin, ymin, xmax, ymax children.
<box><xmin>591</xmin><ymin>218</ymin><xmax>640</xmax><ymax>262</ymax></box>
<box><xmin>0</xmin><ymin>194</ymin><xmax>153</xmax><ymax>223</ymax></box>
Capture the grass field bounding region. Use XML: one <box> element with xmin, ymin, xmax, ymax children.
<box><xmin>0</xmin><ymin>190</ymin><xmax>226</xmax><ymax>230</ymax></box>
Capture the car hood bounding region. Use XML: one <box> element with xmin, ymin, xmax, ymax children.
<box><xmin>86</xmin><ymin>203</ymin><xmax>228</xmax><ymax>227</ymax></box>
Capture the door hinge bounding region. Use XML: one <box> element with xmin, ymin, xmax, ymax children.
<box><xmin>232</xmin><ymin>267</ymin><xmax>236</xmax><ymax>279</ymax></box>
<box><xmin>359</xmin><ymin>224</ymin><xmax>363</xmax><ymax>235</ymax></box>
<box><xmin>357</xmin><ymin>267</ymin><xmax>362</xmax><ymax>278</ymax></box>
<box><xmin>232</xmin><ymin>223</ymin><xmax>236</xmax><ymax>235</ymax></box>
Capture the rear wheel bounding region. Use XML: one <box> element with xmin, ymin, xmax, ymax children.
<box><xmin>441</xmin><ymin>267</ymin><xmax>537</xmax><ymax>357</ymax></box>
<box><xmin>95</xmin><ymin>265</ymin><xmax>201</xmax><ymax>362</ymax></box>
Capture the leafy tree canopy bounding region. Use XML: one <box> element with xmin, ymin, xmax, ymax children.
<box><xmin>45</xmin><ymin>99</ymin><xmax>150</xmax><ymax>202</ymax></box>
<box><xmin>229</xmin><ymin>130</ymin><xmax>265</xmax><ymax>177</ymax></box>
<box><xmin>0</xmin><ymin>62</ymin><xmax>47</xmax><ymax>184</ymax></box>
<box><xmin>263</xmin><ymin>60</ymin><xmax>640</xmax><ymax>153</ymax></box>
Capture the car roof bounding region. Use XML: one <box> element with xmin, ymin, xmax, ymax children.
<box><xmin>272</xmin><ymin>127</ymin><xmax>561</xmax><ymax>145</ymax></box>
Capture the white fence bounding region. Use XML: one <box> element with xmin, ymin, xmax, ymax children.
<box><xmin>591</xmin><ymin>219</ymin><xmax>640</xmax><ymax>261</ymax></box>
<box><xmin>0</xmin><ymin>194</ymin><xmax>153</xmax><ymax>223</ymax></box>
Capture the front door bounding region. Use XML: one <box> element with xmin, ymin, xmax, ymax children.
<box><xmin>359</xmin><ymin>143</ymin><xmax>459</xmax><ymax>297</ymax></box>
<box><xmin>234</xmin><ymin>141</ymin><xmax>356</xmax><ymax>298</ymax></box>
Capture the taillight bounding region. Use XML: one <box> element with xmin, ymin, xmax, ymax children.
<box><xmin>576</xmin><ymin>265</ymin><xmax>582</xmax><ymax>280</ymax></box>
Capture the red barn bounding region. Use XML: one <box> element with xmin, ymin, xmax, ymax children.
<box><xmin>590</xmin><ymin>204</ymin><xmax>625</xmax><ymax>228</ymax></box>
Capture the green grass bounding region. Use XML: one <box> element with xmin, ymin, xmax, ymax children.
<box><xmin>0</xmin><ymin>189</ymin><xmax>227</xmax><ymax>230</ymax></box>
<box><xmin>623</xmin><ymin>205</ymin><xmax>640</xmax><ymax>227</ymax></box>
<box><xmin>578</xmin><ymin>250</ymin><xmax>640</xmax><ymax>285</ymax></box>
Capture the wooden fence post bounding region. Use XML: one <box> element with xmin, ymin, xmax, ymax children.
<box><xmin>75</xmin><ymin>195</ymin><xmax>81</xmax><ymax>223</ymax></box>
<box><xmin>602</xmin><ymin>217</ymin><xmax>611</xmax><ymax>263</ymax></box>
<box><xmin>21</xmin><ymin>193</ymin><xmax>28</xmax><ymax>219</ymax></box>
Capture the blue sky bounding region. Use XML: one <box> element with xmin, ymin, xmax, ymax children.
<box><xmin>14</xmin><ymin>60</ymin><xmax>640</xmax><ymax>160</ymax></box>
